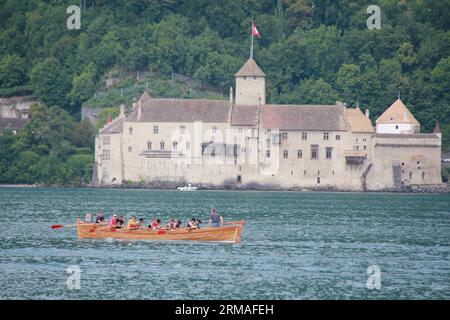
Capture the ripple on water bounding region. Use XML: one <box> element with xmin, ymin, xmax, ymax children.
<box><xmin>0</xmin><ymin>188</ymin><xmax>449</xmax><ymax>299</ymax></box>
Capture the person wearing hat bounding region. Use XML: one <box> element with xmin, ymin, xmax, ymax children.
<box><xmin>110</xmin><ymin>214</ymin><xmax>118</xmax><ymax>227</ymax></box>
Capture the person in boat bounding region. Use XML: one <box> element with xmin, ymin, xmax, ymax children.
<box><xmin>136</xmin><ymin>218</ymin><xmax>144</xmax><ymax>228</ymax></box>
<box><xmin>208</xmin><ymin>208</ymin><xmax>223</xmax><ymax>228</ymax></box>
<box><xmin>150</xmin><ymin>219</ymin><xmax>161</xmax><ymax>230</ymax></box>
<box><xmin>95</xmin><ymin>210</ymin><xmax>105</xmax><ymax>224</ymax></box>
<box><xmin>175</xmin><ymin>220</ymin><xmax>182</xmax><ymax>229</ymax></box>
<box><xmin>166</xmin><ymin>219</ymin><xmax>176</xmax><ymax>229</ymax></box>
<box><xmin>127</xmin><ymin>216</ymin><xmax>137</xmax><ymax>229</ymax></box>
<box><xmin>110</xmin><ymin>214</ymin><xmax>118</xmax><ymax>227</ymax></box>
<box><xmin>117</xmin><ymin>214</ymin><xmax>125</xmax><ymax>227</ymax></box>
<box><xmin>187</xmin><ymin>218</ymin><xmax>198</xmax><ymax>229</ymax></box>
<box><xmin>196</xmin><ymin>219</ymin><xmax>202</xmax><ymax>229</ymax></box>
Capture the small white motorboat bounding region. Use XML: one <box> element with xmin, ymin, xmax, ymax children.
<box><xmin>177</xmin><ymin>184</ymin><xmax>198</xmax><ymax>191</ymax></box>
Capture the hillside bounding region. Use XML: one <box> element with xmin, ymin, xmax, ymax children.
<box><xmin>0</xmin><ymin>0</ymin><xmax>450</xmax><ymax>185</ymax></box>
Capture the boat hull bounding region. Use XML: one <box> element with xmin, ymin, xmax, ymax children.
<box><xmin>77</xmin><ymin>220</ymin><xmax>245</xmax><ymax>243</ymax></box>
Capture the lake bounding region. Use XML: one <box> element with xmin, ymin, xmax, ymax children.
<box><xmin>0</xmin><ymin>187</ymin><xmax>449</xmax><ymax>299</ymax></box>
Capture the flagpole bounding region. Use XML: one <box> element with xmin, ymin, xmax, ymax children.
<box><xmin>250</xmin><ymin>33</ymin><xmax>254</xmax><ymax>58</ymax></box>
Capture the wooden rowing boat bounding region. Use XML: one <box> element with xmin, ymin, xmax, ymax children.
<box><xmin>76</xmin><ymin>219</ymin><xmax>246</xmax><ymax>243</ymax></box>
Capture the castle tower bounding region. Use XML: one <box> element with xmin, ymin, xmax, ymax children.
<box><xmin>375</xmin><ymin>99</ymin><xmax>420</xmax><ymax>134</ymax></box>
<box><xmin>234</xmin><ymin>58</ymin><xmax>266</xmax><ymax>105</ymax></box>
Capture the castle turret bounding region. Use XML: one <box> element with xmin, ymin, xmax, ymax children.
<box><xmin>234</xmin><ymin>58</ymin><xmax>266</xmax><ymax>105</ymax></box>
<box><xmin>375</xmin><ymin>99</ymin><xmax>420</xmax><ymax>134</ymax></box>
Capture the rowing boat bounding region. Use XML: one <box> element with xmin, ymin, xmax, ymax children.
<box><xmin>76</xmin><ymin>219</ymin><xmax>246</xmax><ymax>243</ymax></box>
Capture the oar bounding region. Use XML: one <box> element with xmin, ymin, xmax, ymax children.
<box><xmin>51</xmin><ymin>224</ymin><xmax>80</xmax><ymax>229</ymax></box>
<box><xmin>52</xmin><ymin>222</ymin><xmax>97</xmax><ymax>229</ymax></box>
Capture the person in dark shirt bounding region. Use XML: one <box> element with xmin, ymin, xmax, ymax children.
<box><xmin>208</xmin><ymin>208</ymin><xmax>223</xmax><ymax>228</ymax></box>
<box><xmin>117</xmin><ymin>214</ymin><xmax>125</xmax><ymax>227</ymax></box>
<box><xmin>95</xmin><ymin>210</ymin><xmax>105</xmax><ymax>224</ymax></box>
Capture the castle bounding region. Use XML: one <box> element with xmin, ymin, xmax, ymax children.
<box><xmin>94</xmin><ymin>58</ymin><xmax>442</xmax><ymax>191</ymax></box>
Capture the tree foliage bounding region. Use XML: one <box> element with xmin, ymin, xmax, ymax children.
<box><xmin>0</xmin><ymin>0</ymin><xmax>450</xmax><ymax>186</ymax></box>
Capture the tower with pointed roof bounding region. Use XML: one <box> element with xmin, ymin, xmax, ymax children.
<box><xmin>375</xmin><ymin>99</ymin><xmax>420</xmax><ymax>134</ymax></box>
<box><xmin>234</xmin><ymin>58</ymin><xmax>266</xmax><ymax>105</ymax></box>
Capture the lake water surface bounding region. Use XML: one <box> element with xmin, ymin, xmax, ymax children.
<box><xmin>0</xmin><ymin>188</ymin><xmax>449</xmax><ymax>299</ymax></box>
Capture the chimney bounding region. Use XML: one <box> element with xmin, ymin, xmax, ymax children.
<box><xmin>365</xmin><ymin>109</ymin><xmax>370</xmax><ymax>119</ymax></box>
<box><xmin>137</xmin><ymin>101</ymin><xmax>142</xmax><ymax>120</ymax></box>
<box><xmin>132</xmin><ymin>97</ymin><xmax>138</xmax><ymax>111</ymax></box>
<box><xmin>229</xmin><ymin>86</ymin><xmax>234</xmax><ymax>105</ymax></box>
<box><xmin>119</xmin><ymin>104</ymin><xmax>125</xmax><ymax>118</ymax></box>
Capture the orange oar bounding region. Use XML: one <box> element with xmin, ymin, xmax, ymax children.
<box><xmin>51</xmin><ymin>224</ymin><xmax>78</xmax><ymax>229</ymax></box>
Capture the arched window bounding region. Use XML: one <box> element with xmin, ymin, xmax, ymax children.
<box><xmin>160</xmin><ymin>141</ymin><xmax>165</xmax><ymax>150</ymax></box>
<box><xmin>422</xmin><ymin>172</ymin><xmax>425</xmax><ymax>180</ymax></box>
<box><xmin>147</xmin><ymin>141</ymin><xmax>152</xmax><ymax>150</ymax></box>
<box><xmin>129</xmin><ymin>127</ymin><xmax>133</xmax><ymax>135</ymax></box>
<box><xmin>173</xmin><ymin>141</ymin><xmax>178</xmax><ymax>150</ymax></box>
<box><xmin>409</xmin><ymin>172</ymin><xmax>412</xmax><ymax>180</ymax></box>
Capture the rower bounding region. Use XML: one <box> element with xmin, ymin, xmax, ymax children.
<box><xmin>127</xmin><ymin>216</ymin><xmax>137</xmax><ymax>229</ymax></box>
<box><xmin>208</xmin><ymin>208</ymin><xmax>223</xmax><ymax>228</ymax></box>
<box><xmin>117</xmin><ymin>214</ymin><xmax>125</xmax><ymax>226</ymax></box>
<box><xmin>95</xmin><ymin>210</ymin><xmax>105</xmax><ymax>224</ymax></box>
<box><xmin>110</xmin><ymin>214</ymin><xmax>118</xmax><ymax>227</ymax></box>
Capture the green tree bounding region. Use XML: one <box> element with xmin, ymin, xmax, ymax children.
<box><xmin>0</xmin><ymin>54</ymin><xmax>27</xmax><ymax>88</ymax></box>
<box><xmin>66</xmin><ymin>154</ymin><xmax>93</xmax><ymax>186</ymax></box>
<box><xmin>29</xmin><ymin>57</ymin><xmax>71</xmax><ymax>110</ymax></box>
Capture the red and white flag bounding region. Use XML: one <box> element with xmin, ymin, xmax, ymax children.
<box><xmin>252</xmin><ymin>20</ymin><xmax>260</xmax><ymax>38</ymax></box>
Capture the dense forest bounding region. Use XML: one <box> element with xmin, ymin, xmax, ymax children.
<box><xmin>0</xmin><ymin>0</ymin><xmax>449</xmax><ymax>185</ymax></box>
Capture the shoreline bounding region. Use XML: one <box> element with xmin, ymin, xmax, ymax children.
<box><xmin>1</xmin><ymin>183</ymin><xmax>449</xmax><ymax>194</ymax></box>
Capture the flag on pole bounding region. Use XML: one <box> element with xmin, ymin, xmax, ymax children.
<box><xmin>252</xmin><ymin>20</ymin><xmax>261</xmax><ymax>37</ymax></box>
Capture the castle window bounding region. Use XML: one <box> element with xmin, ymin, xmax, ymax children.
<box><xmin>266</xmin><ymin>139</ymin><xmax>271</xmax><ymax>148</ymax></box>
<box><xmin>102</xmin><ymin>135</ymin><xmax>110</xmax><ymax>145</ymax></box>
<box><xmin>160</xmin><ymin>141</ymin><xmax>165</xmax><ymax>150</ymax></box>
<box><xmin>291</xmin><ymin>170</ymin><xmax>294</xmax><ymax>176</ymax></box>
<box><xmin>297</xmin><ymin>150</ymin><xmax>303</xmax><ymax>159</ymax></box>
<box><xmin>180</xmin><ymin>125</ymin><xmax>185</xmax><ymax>134</ymax></box>
<box><xmin>326</xmin><ymin>147</ymin><xmax>333</xmax><ymax>159</ymax></box>
<box><xmin>395</xmin><ymin>125</ymin><xmax>399</xmax><ymax>129</ymax></box>
<box><xmin>336</xmin><ymin>134</ymin><xmax>341</xmax><ymax>140</ymax></box>
<box><xmin>311</xmin><ymin>145</ymin><xmax>319</xmax><ymax>159</ymax></box>
<box><xmin>129</xmin><ymin>127</ymin><xmax>133</xmax><ymax>135</ymax></box>
<box><xmin>101</xmin><ymin>150</ymin><xmax>110</xmax><ymax>161</ymax></box>
<box><xmin>283</xmin><ymin>150</ymin><xmax>288</xmax><ymax>159</ymax></box>
<box><xmin>422</xmin><ymin>172</ymin><xmax>425</xmax><ymax>180</ymax></box>
<box><xmin>238</xmin><ymin>128</ymin><xmax>243</xmax><ymax>133</ymax></box>
<box><xmin>324</xmin><ymin>132</ymin><xmax>329</xmax><ymax>140</ymax></box>
<box><xmin>304</xmin><ymin>170</ymin><xmax>307</xmax><ymax>175</ymax></box>
<box><xmin>363</xmin><ymin>145</ymin><xmax>367</xmax><ymax>150</ymax></box>
<box><xmin>266</xmin><ymin>150</ymin><xmax>270</xmax><ymax>158</ymax></box>
<box><xmin>317</xmin><ymin>177</ymin><xmax>321</xmax><ymax>184</ymax></box>
<box><xmin>302</xmin><ymin>132</ymin><xmax>307</xmax><ymax>140</ymax></box>
<box><xmin>154</xmin><ymin>126</ymin><xmax>159</xmax><ymax>134</ymax></box>
<box><xmin>409</xmin><ymin>172</ymin><xmax>412</xmax><ymax>180</ymax></box>
<box><xmin>281</xmin><ymin>132</ymin><xmax>288</xmax><ymax>140</ymax></box>
<box><xmin>212</xmin><ymin>126</ymin><xmax>217</xmax><ymax>133</ymax></box>
<box><xmin>128</xmin><ymin>146</ymin><xmax>132</xmax><ymax>153</ymax></box>
<box><xmin>147</xmin><ymin>141</ymin><xmax>152</xmax><ymax>150</ymax></box>
<box><xmin>173</xmin><ymin>141</ymin><xmax>178</xmax><ymax>150</ymax></box>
